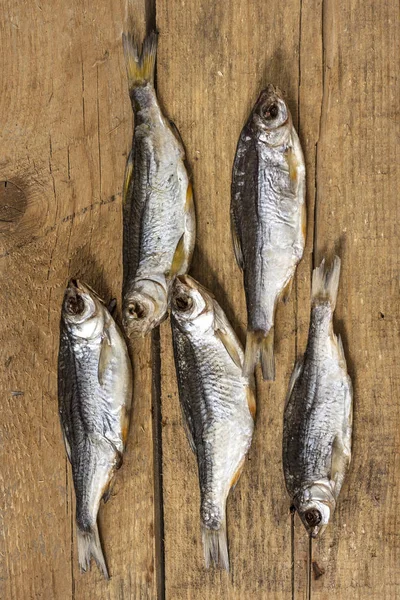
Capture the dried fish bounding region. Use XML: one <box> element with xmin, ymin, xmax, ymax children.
<box><xmin>122</xmin><ymin>31</ymin><xmax>196</xmax><ymax>338</ymax></box>
<box><xmin>283</xmin><ymin>257</ymin><xmax>352</xmax><ymax>537</ymax></box>
<box><xmin>231</xmin><ymin>84</ymin><xmax>306</xmax><ymax>380</ymax></box>
<box><xmin>170</xmin><ymin>275</ymin><xmax>255</xmax><ymax>570</ymax></box>
<box><xmin>58</xmin><ymin>280</ymin><xmax>132</xmax><ymax>578</ymax></box>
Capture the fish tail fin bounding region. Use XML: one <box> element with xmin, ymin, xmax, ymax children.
<box><xmin>312</xmin><ymin>256</ymin><xmax>341</xmax><ymax>310</ymax></box>
<box><xmin>122</xmin><ymin>31</ymin><xmax>157</xmax><ymax>90</ymax></box>
<box><xmin>77</xmin><ymin>522</ymin><xmax>109</xmax><ymax>579</ymax></box>
<box><xmin>260</xmin><ymin>327</ymin><xmax>275</xmax><ymax>381</ymax></box>
<box><xmin>243</xmin><ymin>329</ymin><xmax>275</xmax><ymax>381</ymax></box>
<box><xmin>201</xmin><ymin>520</ymin><xmax>229</xmax><ymax>572</ymax></box>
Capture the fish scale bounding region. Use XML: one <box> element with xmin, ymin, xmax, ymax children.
<box><xmin>170</xmin><ymin>275</ymin><xmax>255</xmax><ymax>571</ymax></box>
<box><xmin>231</xmin><ymin>85</ymin><xmax>306</xmax><ymax>380</ymax></box>
<box><xmin>283</xmin><ymin>257</ymin><xmax>353</xmax><ymax>538</ymax></box>
<box><xmin>58</xmin><ymin>280</ymin><xmax>132</xmax><ymax>578</ymax></box>
<box><xmin>122</xmin><ymin>32</ymin><xmax>195</xmax><ymax>338</ymax></box>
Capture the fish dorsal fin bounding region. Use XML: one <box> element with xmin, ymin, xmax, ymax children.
<box><xmin>213</xmin><ymin>302</ymin><xmax>242</xmax><ymax>370</ymax></box>
<box><xmin>284</xmin><ymin>357</ymin><xmax>303</xmax><ymax>409</ymax></box>
<box><xmin>123</xmin><ymin>150</ymin><xmax>134</xmax><ymax>206</ymax></box>
<box><xmin>98</xmin><ymin>324</ymin><xmax>112</xmax><ymax>386</ymax></box>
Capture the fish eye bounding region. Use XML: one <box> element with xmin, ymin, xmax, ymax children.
<box><xmin>128</xmin><ymin>302</ymin><xmax>147</xmax><ymax>319</ymax></box>
<box><xmin>304</xmin><ymin>509</ymin><xmax>322</xmax><ymax>527</ymax></box>
<box><xmin>174</xmin><ymin>294</ymin><xmax>193</xmax><ymax>312</ymax></box>
<box><xmin>263</xmin><ymin>103</ymin><xmax>279</xmax><ymax>120</ymax></box>
<box><xmin>66</xmin><ymin>294</ymin><xmax>85</xmax><ymax>316</ymax></box>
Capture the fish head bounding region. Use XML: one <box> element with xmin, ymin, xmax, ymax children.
<box><xmin>62</xmin><ymin>279</ymin><xmax>106</xmax><ymax>339</ymax></box>
<box><xmin>253</xmin><ymin>84</ymin><xmax>291</xmax><ymax>142</ymax></box>
<box><xmin>171</xmin><ymin>275</ymin><xmax>214</xmax><ymax>333</ymax></box>
<box><xmin>296</xmin><ymin>483</ymin><xmax>336</xmax><ymax>538</ymax></box>
<box><xmin>122</xmin><ymin>279</ymin><xmax>168</xmax><ymax>338</ymax></box>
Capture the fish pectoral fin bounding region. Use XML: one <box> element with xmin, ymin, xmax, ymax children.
<box><xmin>98</xmin><ymin>326</ymin><xmax>113</xmax><ymax>386</ymax></box>
<box><xmin>123</xmin><ymin>150</ymin><xmax>134</xmax><ymax>207</ymax></box>
<box><xmin>330</xmin><ymin>433</ymin><xmax>351</xmax><ymax>494</ymax></box>
<box><xmin>286</xmin><ymin>146</ymin><xmax>298</xmax><ymax>182</ymax></box>
<box><xmin>169</xmin><ymin>233</ymin><xmax>187</xmax><ymax>279</ymax></box>
<box><xmin>215</xmin><ymin>328</ymin><xmax>242</xmax><ymax>370</ymax></box>
<box><xmin>213</xmin><ymin>303</ymin><xmax>243</xmax><ymax>370</ymax></box>
<box><xmin>231</xmin><ymin>215</ymin><xmax>244</xmax><ymax>270</ymax></box>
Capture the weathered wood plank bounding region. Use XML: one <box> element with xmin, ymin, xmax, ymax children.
<box><xmin>0</xmin><ymin>0</ymin><xmax>157</xmax><ymax>598</ymax></box>
<box><xmin>157</xmin><ymin>1</ymin><xmax>310</xmax><ymax>598</ymax></box>
<box><xmin>309</xmin><ymin>0</ymin><xmax>400</xmax><ymax>598</ymax></box>
<box><xmin>1</xmin><ymin>0</ymin><xmax>399</xmax><ymax>598</ymax></box>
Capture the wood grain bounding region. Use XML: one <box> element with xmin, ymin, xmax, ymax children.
<box><xmin>0</xmin><ymin>0</ymin><xmax>399</xmax><ymax>598</ymax></box>
<box><xmin>157</xmin><ymin>1</ymin><xmax>306</xmax><ymax>598</ymax></box>
<box><xmin>0</xmin><ymin>0</ymin><xmax>157</xmax><ymax>598</ymax></box>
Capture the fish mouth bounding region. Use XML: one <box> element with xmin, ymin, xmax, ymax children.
<box><xmin>122</xmin><ymin>295</ymin><xmax>160</xmax><ymax>338</ymax></box>
<box><xmin>65</xmin><ymin>279</ymin><xmax>85</xmax><ymax>316</ymax></box>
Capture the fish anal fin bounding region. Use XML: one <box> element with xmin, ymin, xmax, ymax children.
<box><xmin>121</xmin><ymin>406</ymin><xmax>131</xmax><ymax>447</ymax></box>
<box><xmin>102</xmin><ymin>473</ymin><xmax>117</xmax><ymax>504</ymax></box>
<box><xmin>230</xmin><ymin>456</ymin><xmax>246</xmax><ymax>491</ymax></box>
<box><xmin>181</xmin><ymin>411</ymin><xmax>196</xmax><ymax>453</ymax></box>
<box><xmin>231</xmin><ymin>216</ymin><xmax>244</xmax><ymax>270</ymax></box>
<box><xmin>123</xmin><ymin>150</ymin><xmax>134</xmax><ymax>206</ymax></box>
<box><xmin>185</xmin><ymin>180</ymin><xmax>194</xmax><ymax>212</ymax></box>
<box><xmin>168</xmin><ymin>234</ymin><xmax>187</xmax><ymax>279</ymax></box>
<box><xmin>246</xmin><ymin>384</ymin><xmax>257</xmax><ymax>420</ymax></box>
<box><xmin>62</xmin><ymin>430</ymin><xmax>72</xmax><ymax>463</ymax></box>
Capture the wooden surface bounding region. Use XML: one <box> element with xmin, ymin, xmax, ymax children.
<box><xmin>0</xmin><ymin>0</ymin><xmax>398</xmax><ymax>598</ymax></box>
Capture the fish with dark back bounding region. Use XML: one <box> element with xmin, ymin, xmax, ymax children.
<box><xmin>231</xmin><ymin>84</ymin><xmax>306</xmax><ymax>380</ymax></box>
<box><xmin>283</xmin><ymin>257</ymin><xmax>353</xmax><ymax>538</ymax></box>
<box><xmin>58</xmin><ymin>280</ymin><xmax>132</xmax><ymax>578</ymax></box>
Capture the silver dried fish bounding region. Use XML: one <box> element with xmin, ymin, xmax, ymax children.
<box><xmin>58</xmin><ymin>280</ymin><xmax>132</xmax><ymax>577</ymax></box>
<box><xmin>170</xmin><ymin>275</ymin><xmax>255</xmax><ymax>570</ymax></box>
<box><xmin>283</xmin><ymin>257</ymin><xmax>353</xmax><ymax>537</ymax></box>
<box><xmin>122</xmin><ymin>32</ymin><xmax>196</xmax><ymax>338</ymax></box>
<box><xmin>231</xmin><ymin>84</ymin><xmax>306</xmax><ymax>380</ymax></box>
